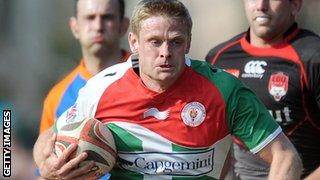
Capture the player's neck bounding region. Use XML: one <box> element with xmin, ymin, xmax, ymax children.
<box><xmin>249</xmin><ymin>21</ymin><xmax>296</xmax><ymax>48</ymax></box>
<box><xmin>139</xmin><ymin>67</ymin><xmax>184</xmax><ymax>93</ymax></box>
<box><xmin>82</xmin><ymin>48</ymin><xmax>123</xmax><ymax>75</ymax></box>
<box><xmin>140</xmin><ymin>76</ymin><xmax>172</xmax><ymax>93</ymax></box>
<box><xmin>249</xmin><ymin>32</ymin><xmax>284</xmax><ymax>48</ymax></box>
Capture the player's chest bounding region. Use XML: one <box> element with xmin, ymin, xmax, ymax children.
<box><xmin>216</xmin><ymin>55</ymin><xmax>303</xmax><ymax>101</ymax></box>
<box><xmin>216</xmin><ymin>54</ymin><xmax>307</xmax><ymax>127</ymax></box>
<box><xmin>95</xmin><ymin>81</ymin><xmax>229</xmax><ymax>147</ymax></box>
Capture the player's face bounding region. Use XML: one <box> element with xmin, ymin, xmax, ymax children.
<box><xmin>129</xmin><ymin>16</ymin><xmax>191</xmax><ymax>90</ymax></box>
<box><xmin>71</xmin><ymin>0</ymin><xmax>126</xmax><ymax>54</ymax></box>
<box><xmin>243</xmin><ymin>0</ymin><xmax>301</xmax><ymax>45</ymax></box>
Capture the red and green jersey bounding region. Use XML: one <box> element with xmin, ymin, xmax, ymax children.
<box><xmin>56</xmin><ymin>56</ymin><xmax>280</xmax><ymax>179</ymax></box>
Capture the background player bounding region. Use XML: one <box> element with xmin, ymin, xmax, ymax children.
<box><xmin>206</xmin><ymin>0</ymin><xmax>320</xmax><ymax>179</ymax></box>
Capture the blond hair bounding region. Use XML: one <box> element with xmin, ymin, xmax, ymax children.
<box><xmin>131</xmin><ymin>0</ymin><xmax>192</xmax><ymax>36</ymax></box>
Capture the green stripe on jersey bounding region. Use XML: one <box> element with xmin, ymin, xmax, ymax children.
<box><xmin>106</xmin><ymin>121</ymin><xmax>227</xmax><ymax>179</ymax></box>
<box><xmin>110</xmin><ymin>168</ymin><xmax>143</xmax><ymax>180</ymax></box>
<box><xmin>190</xmin><ymin>60</ymin><xmax>279</xmax><ymax>151</ymax></box>
<box><xmin>172</xmin><ymin>143</ymin><xmax>208</xmax><ymax>152</ymax></box>
<box><xmin>107</xmin><ymin>123</ymin><xmax>143</xmax><ymax>152</ymax></box>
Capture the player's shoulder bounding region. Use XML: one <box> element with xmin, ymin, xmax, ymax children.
<box><xmin>190</xmin><ymin>59</ymin><xmax>244</xmax><ymax>104</ymax></box>
<box><xmin>86</xmin><ymin>60</ymin><xmax>132</xmax><ymax>87</ymax></box>
<box><xmin>298</xmin><ymin>29</ymin><xmax>320</xmax><ymax>41</ymax></box>
<box><xmin>83</xmin><ymin>60</ymin><xmax>132</xmax><ymax>94</ymax></box>
<box><xmin>206</xmin><ymin>32</ymin><xmax>245</xmax><ymax>63</ymax></box>
<box><xmin>292</xmin><ymin>29</ymin><xmax>320</xmax><ymax>61</ymax></box>
<box><xmin>294</xmin><ymin>29</ymin><xmax>320</xmax><ymax>47</ymax></box>
<box><xmin>190</xmin><ymin>59</ymin><xmax>241</xmax><ymax>86</ymax></box>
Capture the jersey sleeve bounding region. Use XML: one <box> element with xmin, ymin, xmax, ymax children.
<box><xmin>307</xmin><ymin>51</ymin><xmax>320</xmax><ymax>108</ymax></box>
<box><xmin>53</xmin><ymin>60</ymin><xmax>132</xmax><ymax>132</ymax></box>
<box><xmin>53</xmin><ymin>82</ymin><xmax>98</xmax><ymax>132</ymax></box>
<box><xmin>226</xmin><ymin>76</ymin><xmax>282</xmax><ymax>154</ymax></box>
<box><xmin>191</xmin><ymin>61</ymin><xmax>282</xmax><ymax>154</ymax></box>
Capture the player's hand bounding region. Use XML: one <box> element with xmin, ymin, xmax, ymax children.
<box><xmin>38</xmin><ymin>133</ymin><xmax>97</xmax><ymax>179</ymax></box>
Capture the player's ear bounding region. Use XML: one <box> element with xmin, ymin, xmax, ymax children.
<box><xmin>120</xmin><ymin>17</ymin><xmax>129</xmax><ymax>37</ymax></box>
<box><xmin>128</xmin><ymin>32</ymin><xmax>139</xmax><ymax>54</ymax></box>
<box><xmin>69</xmin><ymin>17</ymin><xmax>79</xmax><ymax>39</ymax></box>
<box><xmin>290</xmin><ymin>0</ymin><xmax>303</xmax><ymax>17</ymax></box>
<box><xmin>185</xmin><ymin>33</ymin><xmax>192</xmax><ymax>54</ymax></box>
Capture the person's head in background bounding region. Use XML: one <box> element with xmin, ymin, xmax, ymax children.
<box><xmin>243</xmin><ymin>0</ymin><xmax>302</xmax><ymax>47</ymax></box>
<box><xmin>70</xmin><ymin>0</ymin><xmax>129</xmax><ymax>57</ymax></box>
<box><xmin>128</xmin><ymin>0</ymin><xmax>192</xmax><ymax>92</ymax></box>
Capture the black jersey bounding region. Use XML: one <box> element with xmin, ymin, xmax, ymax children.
<box><xmin>206</xmin><ymin>23</ymin><xmax>320</xmax><ymax>176</ymax></box>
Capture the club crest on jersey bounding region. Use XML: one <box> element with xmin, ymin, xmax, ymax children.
<box><xmin>268</xmin><ymin>72</ymin><xmax>289</xmax><ymax>102</ymax></box>
<box><xmin>181</xmin><ymin>102</ymin><xmax>206</xmax><ymax>127</ymax></box>
<box><xmin>143</xmin><ymin>108</ymin><xmax>169</xmax><ymax>120</ymax></box>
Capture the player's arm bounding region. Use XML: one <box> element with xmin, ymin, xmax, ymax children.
<box><xmin>303</xmin><ymin>48</ymin><xmax>320</xmax><ymax>180</ymax></box>
<box><xmin>34</xmin><ymin>84</ymin><xmax>98</xmax><ymax>179</ymax></box>
<box><xmin>34</xmin><ymin>76</ymin><xmax>105</xmax><ymax>179</ymax></box>
<box><xmin>304</xmin><ymin>166</ymin><xmax>320</xmax><ymax>180</ymax></box>
<box><xmin>33</xmin><ymin>128</ymin><xmax>54</xmax><ymax>167</ymax></box>
<box><xmin>33</xmin><ymin>127</ymin><xmax>95</xmax><ymax>179</ymax></box>
<box><xmin>227</xmin><ymin>76</ymin><xmax>302</xmax><ymax>180</ymax></box>
<box><xmin>257</xmin><ymin>132</ymin><xmax>302</xmax><ymax>180</ymax></box>
<box><xmin>307</xmin><ymin>49</ymin><xmax>320</xmax><ymax>108</ymax></box>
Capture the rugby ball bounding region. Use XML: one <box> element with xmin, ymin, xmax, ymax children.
<box><xmin>54</xmin><ymin>118</ymin><xmax>117</xmax><ymax>178</ymax></box>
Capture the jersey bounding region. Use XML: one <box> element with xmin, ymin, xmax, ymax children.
<box><xmin>39</xmin><ymin>50</ymin><xmax>130</xmax><ymax>133</ymax></box>
<box><xmin>55</xmin><ymin>56</ymin><xmax>281</xmax><ymax>179</ymax></box>
<box><xmin>206</xmin><ymin>23</ymin><xmax>320</xmax><ymax>177</ymax></box>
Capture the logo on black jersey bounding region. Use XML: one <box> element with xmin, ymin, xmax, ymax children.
<box><xmin>268</xmin><ymin>72</ymin><xmax>289</xmax><ymax>102</ymax></box>
<box><xmin>242</xmin><ymin>60</ymin><xmax>267</xmax><ymax>79</ymax></box>
<box><xmin>268</xmin><ymin>107</ymin><xmax>293</xmax><ymax>126</ymax></box>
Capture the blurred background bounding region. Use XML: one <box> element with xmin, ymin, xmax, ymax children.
<box><xmin>0</xmin><ymin>0</ymin><xmax>319</xmax><ymax>179</ymax></box>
